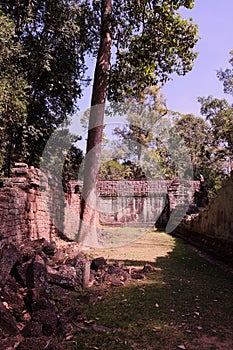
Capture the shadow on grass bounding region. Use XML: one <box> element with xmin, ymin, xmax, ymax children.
<box><xmin>67</xmin><ymin>237</ymin><xmax>233</xmax><ymax>350</ymax></box>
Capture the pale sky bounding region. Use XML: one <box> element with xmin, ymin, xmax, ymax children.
<box><xmin>162</xmin><ymin>0</ymin><xmax>233</xmax><ymax>115</ymax></box>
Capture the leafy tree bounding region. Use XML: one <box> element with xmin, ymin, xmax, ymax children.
<box><xmin>199</xmin><ymin>97</ymin><xmax>233</xmax><ymax>176</ymax></box>
<box><xmin>98</xmin><ymin>159</ymin><xmax>127</xmax><ymax>180</ymax></box>
<box><xmin>198</xmin><ymin>51</ymin><xmax>233</xmax><ymax>181</ymax></box>
<box><xmin>63</xmin><ymin>145</ymin><xmax>84</xmax><ymax>182</ymax></box>
<box><xmin>78</xmin><ymin>0</ymin><xmax>199</xmax><ymax>245</ymax></box>
<box><xmin>172</xmin><ymin>113</ymin><xmax>222</xmax><ymax>194</ymax></box>
<box><xmin>217</xmin><ymin>50</ymin><xmax>233</xmax><ymax>96</ymax></box>
<box><xmin>174</xmin><ymin>113</ymin><xmax>212</xmax><ymax>178</ymax></box>
<box><xmin>0</xmin><ymin>10</ymin><xmax>29</xmax><ymax>176</ymax></box>
<box><xmin>107</xmin><ymin>86</ymin><xmax>176</xmax><ymax>179</ymax></box>
<box><xmin>1</xmin><ymin>0</ymin><xmax>91</xmax><ymax>167</ymax></box>
<box><xmin>113</xmin><ymin>86</ymin><xmax>167</xmax><ymax>163</ymax></box>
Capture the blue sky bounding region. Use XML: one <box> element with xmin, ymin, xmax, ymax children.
<box><xmin>163</xmin><ymin>0</ymin><xmax>233</xmax><ymax>115</ymax></box>
<box><xmin>76</xmin><ymin>0</ymin><xmax>233</xmax><ymax>123</ymax></box>
<box><xmin>73</xmin><ymin>0</ymin><xmax>233</xmax><ymax>155</ymax></box>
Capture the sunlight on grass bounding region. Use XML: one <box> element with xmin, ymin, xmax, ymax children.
<box><xmin>65</xmin><ymin>231</ymin><xmax>233</xmax><ymax>350</ymax></box>
<box><xmin>91</xmin><ymin>228</ymin><xmax>176</xmax><ymax>263</ymax></box>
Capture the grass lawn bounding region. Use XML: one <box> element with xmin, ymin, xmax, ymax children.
<box><xmin>64</xmin><ymin>229</ymin><xmax>233</xmax><ymax>350</ymax></box>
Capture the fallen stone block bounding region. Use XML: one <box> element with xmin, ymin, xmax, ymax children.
<box><xmin>47</xmin><ymin>265</ymin><xmax>78</xmax><ymax>289</ymax></box>
<box><xmin>66</xmin><ymin>253</ymin><xmax>91</xmax><ymax>288</ymax></box>
<box><xmin>16</xmin><ymin>261</ymin><xmax>32</xmax><ymax>287</ymax></box>
<box><xmin>2</xmin><ymin>277</ymin><xmax>25</xmax><ymax>322</ymax></box>
<box><xmin>91</xmin><ymin>257</ymin><xmax>107</xmax><ymax>271</ymax></box>
<box><xmin>0</xmin><ymin>244</ymin><xmax>21</xmax><ymax>288</ymax></box>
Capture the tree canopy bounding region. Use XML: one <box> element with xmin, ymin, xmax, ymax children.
<box><xmin>0</xmin><ymin>10</ymin><xmax>28</xmax><ymax>176</ymax></box>
<box><xmin>1</xmin><ymin>0</ymin><xmax>199</xmax><ymax>175</ymax></box>
<box><xmin>91</xmin><ymin>0</ymin><xmax>198</xmax><ymax>102</ymax></box>
<box><xmin>1</xmin><ymin>0</ymin><xmax>91</xmax><ymax>169</ymax></box>
<box><xmin>198</xmin><ymin>51</ymin><xmax>233</xmax><ymax>183</ymax></box>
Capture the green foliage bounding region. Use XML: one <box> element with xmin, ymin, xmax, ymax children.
<box><xmin>1</xmin><ymin>0</ymin><xmax>199</xmax><ymax>179</ymax></box>
<box><xmin>173</xmin><ymin>113</ymin><xmax>224</xmax><ymax>194</ymax></box>
<box><xmin>0</xmin><ymin>11</ymin><xmax>29</xmax><ymax>176</ymax></box>
<box><xmin>1</xmin><ymin>0</ymin><xmax>91</xmax><ymax>169</ymax></box>
<box><xmin>174</xmin><ymin>114</ymin><xmax>211</xmax><ymax>178</ymax></box>
<box><xmin>99</xmin><ymin>159</ymin><xmax>127</xmax><ymax>180</ymax></box>
<box><xmin>106</xmin><ymin>99</ymin><xmax>228</xmax><ymax>192</ymax></box>
<box><xmin>63</xmin><ymin>145</ymin><xmax>84</xmax><ymax>182</ymax></box>
<box><xmin>113</xmin><ymin>87</ymin><xmax>167</xmax><ymax>161</ymax></box>
<box><xmin>217</xmin><ymin>50</ymin><xmax>233</xmax><ymax>96</ymax></box>
<box><xmin>105</xmin><ymin>0</ymin><xmax>198</xmax><ymax>101</ymax></box>
<box><xmin>199</xmin><ymin>96</ymin><xmax>233</xmax><ymax>155</ymax></box>
<box><xmin>168</xmin><ymin>50</ymin><xmax>233</xmax><ymax>194</ymax></box>
<box><xmin>198</xmin><ymin>96</ymin><xmax>233</xmax><ymax>192</ymax></box>
<box><xmin>106</xmin><ymin>87</ymin><xmax>181</xmax><ymax>180</ymax></box>
<box><xmin>39</xmin><ymin>127</ymin><xmax>83</xmax><ymax>184</ymax></box>
<box><xmin>197</xmin><ymin>51</ymin><xmax>233</xmax><ymax>189</ymax></box>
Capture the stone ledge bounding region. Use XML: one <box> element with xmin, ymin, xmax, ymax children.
<box><xmin>172</xmin><ymin>226</ymin><xmax>233</xmax><ymax>267</ymax></box>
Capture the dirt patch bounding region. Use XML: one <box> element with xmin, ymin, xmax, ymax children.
<box><xmin>190</xmin><ymin>334</ymin><xmax>233</xmax><ymax>350</ymax></box>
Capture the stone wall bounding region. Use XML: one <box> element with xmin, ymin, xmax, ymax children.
<box><xmin>97</xmin><ymin>179</ymin><xmax>200</xmax><ymax>227</ymax></box>
<box><xmin>0</xmin><ymin>164</ymin><xmax>59</xmax><ymax>245</ymax></box>
<box><xmin>173</xmin><ymin>174</ymin><xmax>233</xmax><ymax>264</ymax></box>
<box><xmin>0</xmin><ymin>163</ymin><xmax>200</xmax><ymax>244</ymax></box>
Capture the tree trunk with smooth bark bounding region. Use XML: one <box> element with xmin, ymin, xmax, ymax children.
<box><xmin>77</xmin><ymin>0</ymin><xmax>112</xmax><ymax>246</ymax></box>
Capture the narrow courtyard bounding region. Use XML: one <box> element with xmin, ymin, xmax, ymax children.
<box><xmin>64</xmin><ymin>229</ymin><xmax>233</xmax><ymax>350</ymax></box>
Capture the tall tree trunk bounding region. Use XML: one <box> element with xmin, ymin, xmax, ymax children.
<box><xmin>77</xmin><ymin>0</ymin><xmax>112</xmax><ymax>246</ymax></box>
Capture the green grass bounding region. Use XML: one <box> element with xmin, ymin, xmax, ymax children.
<box><xmin>63</xmin><ymin>233</ymin><xmax>233</xmax><ymax>350</ymax></box>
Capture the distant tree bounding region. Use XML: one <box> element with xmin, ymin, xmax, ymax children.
<box><xmin>63</xmin><ymin>145</ymin><xmax>84</xmax><ymax>182</ymax></box>
<box><xmin>174</xmin><ymin>114</ymin><xmax>212</xmax><ymax>178</ymax></box>
<box><xmin>108</xmin><ymin>86</ymin><xmax>175</xmax><ymax>179</ymax></box>
<box><xmin>173</xmin><ymin>113</ymin><xmax>223</xmax><ymax>194</ymax></box>
<box><xmin>199</xmin><ymin>97</ymin><xmax>233</xmax><ymax>176</ymax></box>
<box><xmin>113</xmin><ymin>86</ymin><xmax>167</xmax><ymax>164</ymax></box>
<box><xmin>198</xmin><ymin>51</ymin><xmax>233</xmax><ymax>180</ymax></box>
<box><xmin>98</xmin><ymin>159</ymin><xmax>127</xmax><ymax>180</ymax></box>
<box><xmin>217</xmin><ymin>50</ymin><xmax>233</xmax><ymax>97</ymax></box>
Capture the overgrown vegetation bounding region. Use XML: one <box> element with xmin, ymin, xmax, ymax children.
<box><xmin>97</xmin><ymin>82</ymin><xmax>232</xmax><ymax>195</ymax></box>
<box><xmin>1</xmin><ymin>1</ymin><xmax>90</xmax><ymax>172</ymax></box>
<box><xmin>1</xmin><ymin>1</ymin><xmax>232</xmax><ymax>230</ymax></box>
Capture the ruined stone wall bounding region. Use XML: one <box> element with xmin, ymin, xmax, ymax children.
<box><xmin>52</xmin><ymin>178</ymin><xmax>200</xmax><ymax>235</ymax></box>
<box><xmin>96</xmin><ymin>179</ymin><xmax>199</xmax><ymax>226</ymax></box>
<box><xmin>173</xmin><ymin>175</ymin><xmax>233</xmax><ymax>264</ymax></box>
<box><xmin>97</xmin><ymin>180</ymin><xmax>170</xmax><ymax>226</ymax></box>
<box><xmin>0</xmin><ymin>164</ymin><xmax>200</xmax><ymax>244</ymax></box>
<box><xmin>2</xmin><ymin>163</ymin><xmax>231</xmax><ymax>264</ymax></box>
<box><xmin>0</xmin><ymin>164</ymin><xmax>63</xmax><ymax>245</ymax></box>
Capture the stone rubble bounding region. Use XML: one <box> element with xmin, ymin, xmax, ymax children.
<box><xmin>0</xmin><ymin>239</ymin><xmax>154</xmax><ymax>349</ymax></box>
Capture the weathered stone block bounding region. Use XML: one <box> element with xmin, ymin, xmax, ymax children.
<box><xmin>0</xmin><ymin>244</ymin><xmax>21</xmax><ymax>288</ymax></box>
<box><xmin>47</xmin><ymin>265</ymin><xmax>78</xmax><ymax>289</ymax></box>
